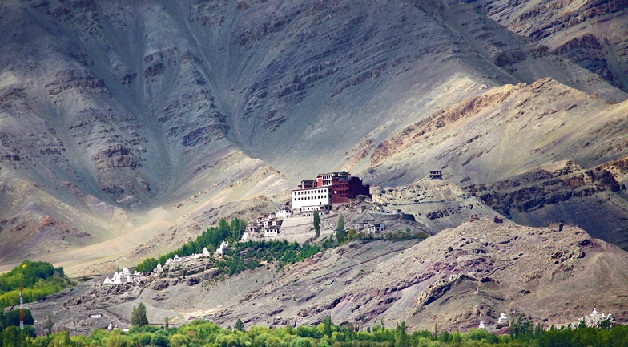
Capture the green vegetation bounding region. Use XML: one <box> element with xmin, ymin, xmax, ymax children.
<box><xmin>4</xmin><ymin>317</ymin><xmax>626</xmax><ymax>347</ymax></box>
<box><xmin>136</xmin><ymin>218</ymin><xmax>322</xmax><ymax>278</ymax></box>
<box><xmin>131</xmin><ymin>302</ymin><xmax>149</xmax><ymax>327</ymax></box>
<box><xmin>137</xmin><ymin>216</ymin><xmax>429</xmax><ymax>276</ymax></box>
<box><xmin>136</xmin><ymin>218</ymin><xmax>247</xmax><ymax>273</ymax></box>
<box><xmin>216</xmin><ymin>240</ymin><xmax>321</xmax><ymax>277</ymax></box>
<box><xmin>234</xmin><ymin>318</ymin><xmax>245</xmax><ymax>332</ymax></box>
<box><xmin>0</xmin><ymin>261</ymin><xmax>72</xmax><ymax>340</ymax></box>
<box><xmin>335</xmin><ymin>214</ymin><xmax>346</xmax><ymax>243</ymax></box>
<box><xmin>0</xmin><ymin>260</ymin><xmax>71</xmax><ymax>310</ymax></box>
<box><xmin>313</xmin><ymin>211</ymin><xmax>321</xmax><ymax>238</ymax></box>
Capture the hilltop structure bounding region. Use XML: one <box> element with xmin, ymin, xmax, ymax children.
<box><xmin>291</xmin><ymin>171</ymin><xmax>370</xmax><ymax>213</ymax></box>
<box><xmin>103</xmin><ymin>268</ymin><xmax>140</xmax><ymax>285</ymax></box>
<box><xmin>247</xmin><ymin>212</ymin><xmax>285</xmax><ymax>238</ymax></box>
<box><xmin>561</xmin><ymin>307</ymin><xmax>615</xmax><ymax>329</ymax></box>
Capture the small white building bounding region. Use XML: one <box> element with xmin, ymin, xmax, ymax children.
<box><xmin>216</xmin><ymin>241</ymin><xmax>229</xmax><ymax>256</ymax></box>
<box><xmin>276</xmin><ymin>209</ymin><xmax>292</xmax><ymax>219</ymax></box>
<box><xmin>367</xmin><ymin>223</ymin><xmax>385</xmax><ymax>233</ymax></box>
<box><xmin>263</xmin><ymin>218</ymin><xmax>282</xmax><ymax>228</ymax></box>
<box><xmin>498</xmin><ymin>313</ymin><xmax>509</xmax><ymax>326</ymax></box>
<box><xmin>354</xmin><ymin>221</ymin><xmax>385</xmax><ymax>233</ymax></box>
<box><xmin>103</xmin><ymin>268</ymin><xmax>136</xmax><ymax>285</ymax></box>
<box><xmin>264</xmin><ymin>226</ymin><xmax>280</xmax><ymax>237</ymax></box>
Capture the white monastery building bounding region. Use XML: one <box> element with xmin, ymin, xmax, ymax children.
<box><xmin>291</xmin><ymin>187</ymin><xmax>331</xmax><ymax>212</ymax></box>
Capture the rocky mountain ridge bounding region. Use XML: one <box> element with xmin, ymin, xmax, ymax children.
<box><xmin>465</xmin><ymin>158</ymin><xmax>628</xmax><ymax>249</ymax></box>
<box><xmin>0</xmin><ymin>0</ymin><xmax>627</xmax><ymax>274</ymax></box>
<box><xmin>471</xmin><ymin>0</ymin><xmax>628</xmax><ymax>91</ymax></box>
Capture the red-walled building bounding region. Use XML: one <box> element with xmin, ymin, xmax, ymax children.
<box><xmin>292</xmin><ymin>171</ymin><xmax>370</xmax><ymax>212</ymax></box>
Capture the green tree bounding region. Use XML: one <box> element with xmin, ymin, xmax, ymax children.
<box><xmin>395</xmin><ymin>321</ymin><xmax>409</xmax><ymax>347</ymax></box>
<box><xmin>235</xmin><ymin>318</ymin><xmax>245</xmax><ymax>332</ymax></box>
<box><xmin>336</xmin><ymin>214</ymin><xmax>346</xmax><ymax>243</ymax></box>
<box><xmin>2</xmin><ymin>326</ymin><xmax>21</xmax><ymax>347</ymax></box>
<box><xmin>46</xmin><ymin>313</ymin><xmax>54</xmax><ymax>336</ymax></box>
<box><xmin>135</xmin><ymin>257</ymin><xmax>158</xmax><ymax>273</ymax></box>
<box><xmin>170</xmin><ymin>333</ymin><xmax>190</xmax><ymax>347</ymax></box>
<box><xmin>63</xmin><ymin>329</ymin><xmax>71</xmax><ymax>346</ymax></box>
<box><xmin>131</xmin><ymin>302</ymin><xmax>149</xmax><ymax>327</ymax></box>
<box><xmin>313</xmin><ymin>211</ymin><xmax>321</xmax><ymax>238</ymax></box>
<box><xmin>534</xmin><ymin>322</ymin><xmax>543</xmax><ymax>337</ymax></box>
<box><xmin>347</xmin><ymin>229</ymin><xmax>357</xmax><ymax>241</ymax></box>
<box><xmin>323</xmin><ymin>315</ymin><xmax>333</xmax><ymax>339</ymax></box>
<box><xmin>3</xmin><ymin>309</ymin><xmax>34</xmax><ymax>327</ymax></box>
<box><xmin>231</xmin><ymin>218</ymin><xmax>246</xmax><ymax>242</ymax></box>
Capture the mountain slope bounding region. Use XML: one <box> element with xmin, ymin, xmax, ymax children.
<box><xmin>26</xmin><ymin>219</ymin><xmax>628</xmax><ymax>334</ymax></box>
<box><xmin>471</xmin><ymin>0</ymin><xmax>628</xmax><ymax>91</ymax></box>
<box><xmin>0</xmin><ymin>0</ymin><xmax>626</xmax><ymax>273</ymax></box>
<box><xmin>363</xmin><ymin>78</ymin><xmax>627</xmax><ymax>185</ymax></box>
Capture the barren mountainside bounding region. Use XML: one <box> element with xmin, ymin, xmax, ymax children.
<box><xmin>471</xmin><ymin>0</ymin><xmax>628</xmax><ymax>91</ymax></box>
<box><xmin>0</xmin><ymin>0</ymin><xmax>626</xmax><ymax>273</ymax></box>
<box><xmin>26</xmin><ymin>219</ymin><xmax>628</xmax><ymax>334</ymax></box>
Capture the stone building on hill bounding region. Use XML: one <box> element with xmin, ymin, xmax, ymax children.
<box><xmin>291</xmin><ymin>171</ymin><xmax>371</xmax><ymax>213</ymax></box>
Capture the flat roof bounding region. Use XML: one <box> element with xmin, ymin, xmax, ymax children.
<box><xmin>292</xmin><ymin>186</ymin><xmax>331</xmax><ymax>192</ymax></box>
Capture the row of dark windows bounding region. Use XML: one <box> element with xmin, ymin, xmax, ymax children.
<box><xmin>295</xmin><ymin>196</ymin><xmax>329</xmax><ymax>201</ymax></box>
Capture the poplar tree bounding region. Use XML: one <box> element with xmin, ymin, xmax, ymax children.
<box><xmin>235</xmin><ymin>318</ymin><xmax>245</xmax><ymax>332</ymax></box>
<box><xmin>336</xmin><ymin>214</ymin><xmax>346</xmax><ymax>243</ymax></box>
<box><xmin>313</xmin><ymin>211</ymin><xmax>321</xmax><ymax>238</ymax></box>
<box><xmin>131</xmin><ymin>302</ymin><xmax>148</xmax><ymax>327</ymax></box>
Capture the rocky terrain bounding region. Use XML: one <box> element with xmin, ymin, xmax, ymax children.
<box><xmin>24</xmin><ymin>218</ymin><xmax>628</xmax><ymax>335</ymax></box>
<box><xmin>0</xmin><ymin>0</ymin><xmax>626</xmax><ymax>278</ymax></box>
<box><xmin>465</xmin><ymin>159</ymin><xmax>628</xmax><ymax>249</ymax></box>
<box><xmin>363</xmin><ymin>79</ymin><xmax>627</xmax><ymax>185</ymax></box>
<box><xmin>1</xmin><ymin>0</ymin><xmax>625</xmax><ymax>338</ymax></box>
<box><xmin>371</xmin><ymin>178</ymin><xmax>498</xmax><ymax>232</ymax></box>
<box><xmin>471</xmin><ymin>0</ymin><xmax>628</xmax><ymax>91</ymax></box>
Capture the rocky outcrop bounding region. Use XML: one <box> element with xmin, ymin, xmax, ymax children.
<box><xmin>554</xmin><ymin>34</ymin><xmax>616</xmax><ymax>86</ymax></box>
<box><xmin>464</xmin><ymin>159</ymin><xmax>628</xmax><ymax>249</ymax></box>
<box><xmin>472</xmin><ymin>0</ymin><xmax>628</xmax><ymax>91</ymax></box>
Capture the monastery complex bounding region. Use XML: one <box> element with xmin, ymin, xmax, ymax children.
<box><xmin>291</xmin><ymin>171</ymin><xmax>371</xmax><ymax>212</ymax></box>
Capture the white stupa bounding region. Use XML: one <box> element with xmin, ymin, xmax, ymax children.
<box><xmin>590</xmin><ymin>307</ymin><xmax>599</xmax><ymax>317</ymax></box>
<box><xmin>216</xmin><ymin>241</ymin><xmax>228</xmax><ymax>255</ymax></box>
<box><xmin>479</xmin><ymin>321</ymin><xmax>486</xmax><ymax>329</ymax></box>
<box><xmin>498</xmin><ymin>313</ymin><xmax>509</xmax><ymax>325</ymax></box>
<box><xmin>103</xmin><ymin>267</ymin><xmax>136</xmax><ymax>285</ymax></box>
